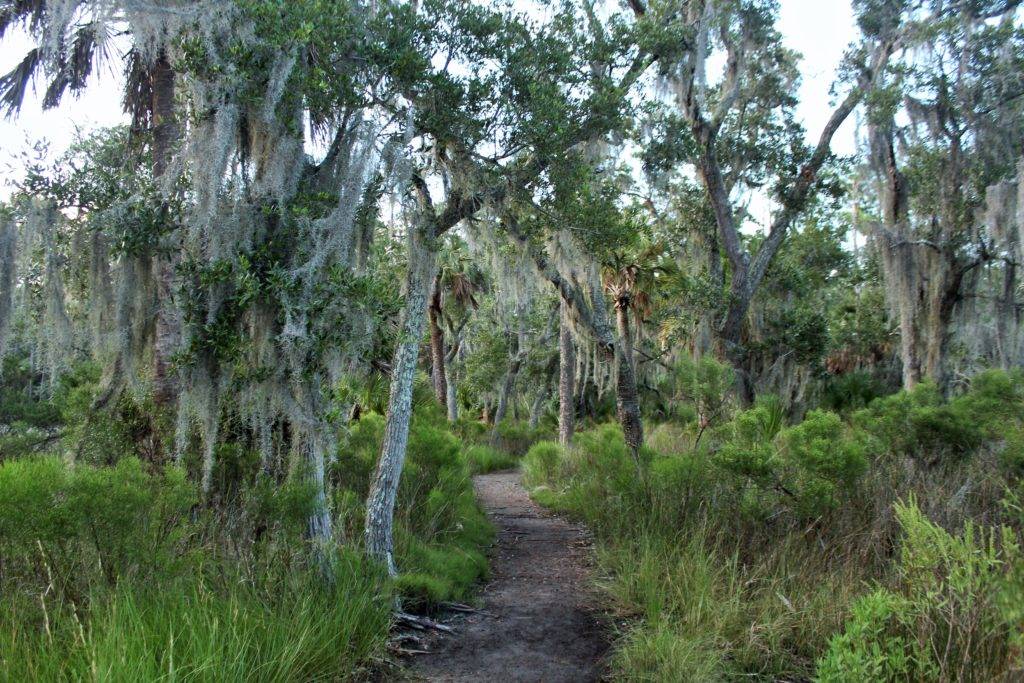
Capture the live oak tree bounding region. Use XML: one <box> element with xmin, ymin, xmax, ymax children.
<box><xmin>633</xmin><ymin>0</ymin><xmax>895</xmax><ymax>403</ymax></box>
<box><xmin>863</xmin><ymin>0</ymin><xmax>1024</xmax><ymax>389</ymax></box>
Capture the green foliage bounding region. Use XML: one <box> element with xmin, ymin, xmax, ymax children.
<box><xmin>674</xmin><ymin>356</ymin><xmax>734</xmax><ymax>435</ymax></box>
<box><xmin>0</xmin><ymin>552</ymin><xmax>390</xmax><ymax>682</ymax></box>
<box><xmin>0</xmin><ymin>398</ymin><xmax>494</xmax><ymax>674</ymax></box>
<box><xmin>716</xmin><ymin>403</ymin><xmax>867</xmax><ymax>519</ymax></box>
<box><xmin>821</xmin><ymin>370</ymin><xmax>890</xmax><ymax>414</ymax></box>
<box><xmin>337</xmin><ymin>410</ymin><xmax>493</xmax><ymax>609</ymax></box>
<box><xmin>491</xmin><ymin>419</ymin><xmax>550</xmax><ymax>457</ymax></box>
<box><xmin>532</xmin><ymin>419</ymin><xmax>859</xmax><ymax>681</ymax></box>
<box><xmin>522</xmin><ymin>440</ymin><xmax>565</xmax><ymax>488</ymax></box>
<box><xmin>0</xmin><ymin>457</ymin><xmax>195</xmax><ymax>580</ymax></box>
<box><xmin>854</xmin><ymin>381</ymin><xmax>988</xmax><ymax>465</ymax></box>
<box><xmin>463</xmin><ymin>444</ymin><xmax>517</xmax><ymax>474</ymax></box>
<box><xmin>779</xmin><ymin>411</ymin><xmax>868</xmax><ymax>517</ymax></box>
<box><xmin>817</xmin><ymin>500</ymin><xmax>1022</xmax><ymax>681</ymax></box>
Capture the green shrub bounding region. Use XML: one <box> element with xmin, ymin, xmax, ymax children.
<box><xmin>821</xmin><ymin>370</ymin><xmax>890</xmax><ymax>414</ymax></box>
<box><xmin>522</xmin><ymin>440</ymin><xmax>565</xmax><ymax>488</ymax></box>
<box><xmin>0</xmin><ymin>456</ymin><xmax>196</xmax><ymax>581</ymax></box>
<box><xmin>492</xmin><ymin>419</ymin><xmax>548</xmax><ymax>456</ymax></box>
<box><xmin>463</xmin><ymin>444</ymin><xmax>517</xmax><ymax>473</ymax></box>
<box><xmin>957</xmin><ymin>369</ymin><xmax>1024</xmax><ymax>430</ymax></box>
<box><xmin>675</xmin><ymin>356</ymin><xmax>735</xmax><ymax>434</ymax></box>
<box><xmin>333</xmin><ymin>411</ymin><xmax>385</xmax><ymax>496</ymax></box>
<box><xmin>646</xmin><ymin>422</ymin><xmax>694</xmax><ymax>457</ymax></box>
<box><xmin>854</xmin><ymin>381</ymin><xmax>984</xmax><ymax>465</ymax></box>
<box><xmin>716</xmin><ymin>407</ymin><xmax>866</xmax><ymax>518</ymax></box>
<box><xmin>817</xmin><ymin>499</ymin><xmax>1022</xmax><ymax>681</ymax></box>
<box><xmin>779</xmin><ymin>410</ymin><xmax>867</xmax><ymax>517</ymax></box>
<box><xmin>648</xmin><ymin>452</ymin><xmax>709</xmax><ymax>522</ymax></box>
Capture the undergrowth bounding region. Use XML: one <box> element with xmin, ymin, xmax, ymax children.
<box><xmin>524</xmin><ymin>369</ymin><xmax>1024</xmax><ymax>681</ymax></box>
<box><xmin>0</xmin><ymin>366</ymin><xmax>493</xmax><ymax>680</ymax></box>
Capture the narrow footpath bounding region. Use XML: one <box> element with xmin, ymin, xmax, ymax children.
<box><xmin>411</xmin><ymin>471</ymin><xmax>608</xmax><ymax>682</ymax></box>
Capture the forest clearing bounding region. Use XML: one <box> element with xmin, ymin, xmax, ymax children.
<box><xmin>1</xmin><ymin>0</ymin><xmax>1023</xmax><ymax>681</ymax></box>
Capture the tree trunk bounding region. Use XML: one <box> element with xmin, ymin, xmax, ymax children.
<box><xmin>612</xmin><ymin>294</ymin><xmax>644</xmax><ymax>454</ymax></box>
<box><xmin>152</xmin><ymin>51</ymin><xmax>181</xmax><ymax>409</ymax></box>
<box><xmin>364</xmin><ymin>225</ymin><xmax>438</xmax><ymax>576</ymax></box>
<box><xmin>997</xmin><ymin>261</ymin><xmax>1018</xmax><ymax>369</ymax></box>
<box><xmin>492</xmin><ymin>341</ymin><xmax>522</xmax><ymax>430</ymax></box>
<box><xmin>528</xmin><ymin>388</ymin><xmax>546</xmax><ymax>430</ymax></box>
<box><xmin>558</xmin><ymin>298</ymin><xmax>575</xmax><ymax>447</ymax></box>
<box><xmin>445</xmin><ymin>369</ymin><xmax>459</xmax><ymax>421</ymax></box>
<box><xmin>305</xmin><ymin>429</ymin><xmax>335</xmax><ymax>581</ymax></box>
<box><xmin>428</xmin><ymin>272</ymin><xmax>447</xmax><ymax>406</ymax></box>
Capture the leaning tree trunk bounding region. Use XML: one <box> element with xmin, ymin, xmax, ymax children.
<box><xmin>364</xmin><ymin>225</ymin><xmax>438</xmax><ymax>576</ymax></box>
<box><xmin>152</xmin><ymin>50</ymin><xmax>181</xmax><ymax>410</ymax></box>
<box><xmin>427</xmin><ymin>272</ymin><xmax>447</xmax><ymax>405</ymax></box>
<box><xmin>558</xmin><ymin>298</ymin><xmax>575</xmax><ymax>447</ymax></box>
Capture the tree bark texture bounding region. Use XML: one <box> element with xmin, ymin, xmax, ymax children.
<box><xmin>428</xmin><ymin>271</ymin><xmax>447</xmax><ymax>406</ymax></box>
<box><xmin>364</xmin><ymin>225</ymin><xmax>438</xmax><ymax>576</ymax></box>
<box><xmin>558</xmin><ymin>298</ymin><xmax>575</xmax><ymax>447</ymax></box>
<box><xmin>152</xmin><ymin>51</ymin><xmax>181</xmax><ymax>409</ymax></box>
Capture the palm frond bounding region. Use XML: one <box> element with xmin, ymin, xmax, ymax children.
<box><xmin>122</xmin><ymin>48</ymin><xmax>153</xmax><ymax>135</ymax></box>
<box><xmin>42</xmin><ymin>21</ymin><xmax>105</xmax><ymax>109</ymax></box>
<box><xmin>0</xmin><ymin>46</ymin><xmax>40</xmax><ymax>117</ymax></box>
<box><xmin>0</xmin><ymin>1</ymin><xmax>47</xmax><ymax>41</ymax></box>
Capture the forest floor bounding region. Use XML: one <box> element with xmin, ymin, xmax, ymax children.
<box><xmin>408</xmin><ymin>471</ymin><xmax>608</xmax><ymax>682</ymax></box>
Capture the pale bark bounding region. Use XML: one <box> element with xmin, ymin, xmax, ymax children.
<box><xmin>364</xmin><ymin>224</ymin><xmax>438</xmax><ymax>576</ymax></box>
<box><xmin>152</xmin><ymin>51</ymin><xmax>181</xmax><ymax>409</ymax></box>
<box><xmin>305</xmin><ymin>430</ymin><xmax>335</xmax><ymax>580</ymax></box>
<box><xmin>528</xmin><ymin>387</ymin><xmax>546</xmax><ymax>430</ymax></box>
<box><xmin>492</xmin><ymin>337</ymin><xmax>523</xmax><ymax>430</ymax></box>
<box><xmin>445</xmin><ymin>370</ymin><xmax>459</xmax><ymax>421</ymax></box>
<box><xmin>558</xmin><ymin>297</ymin><xmax>575</xmax><ymax>447</ymax></box>
<box><xmin>428</xmin><ymin>272</ymin><xmax>447</xmax><ymax>405</ymax></box>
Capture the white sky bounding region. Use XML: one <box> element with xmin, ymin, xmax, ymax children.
<box><xmin>0</xmin><ymin>0</ymin><xmax>859</xmax><ymax>201</ymax></box>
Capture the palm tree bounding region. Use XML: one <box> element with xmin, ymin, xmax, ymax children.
<box><xmin>428</xmin><ymin>243</ymin><xmax>481</xmax><ymax>418</ymax></box>
<box><xmin>602</xmin><ymin>242</ymin><xmax>665</xmax><ymax>372</ymax></box>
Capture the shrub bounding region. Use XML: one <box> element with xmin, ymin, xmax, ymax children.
<box><xmin>492</xmin><ymin>419</ymin><xmax>548</xmax><ymax>456</ymax></box>
<box><xmin>716</xmin><ymin>407</ymin><xmax>866</xmax><ymax>519</ymax></box>
<box><xmin>821</xmin><ymin>370</ymin><xmax>889</xmax><ymax>414</ymax></box>
<box><xmin>0</xmin><ymin>456</ymin><xmax>196</xmax><ymax>582</ymax></box>
<box><xmin>779</xmin><ymin>410</ymin><xmax>867</xmax><ymax>517</ymax></box>
<box><xmin>817</xmin><ymin>499</ymin><xmax>1022</xmax><ymax>681</ymax></box>
<box><xmin>675</xmin><ymin>356</ymin><xmax>735</xmax><ymax>435</ymax></box>
<box><xmin>646</xmin><ymin>422</ymin><xmax>694</xmax><ymax>457</ymax></box>
<box><xmin>853</xmin><ymin>381</ymin><xmax>984</xmax><ymax>465</ymax></box>
<box><xmin>463</xmin><ymin>444</ymin><xmax>517</xmax><ymax>474</ymax></box>
<box><xmin>957</xmin><ymin>369</ymin><xmax>1024</xmax><ymax>430</ymax></box>
<box><xmin>522</xmin><ymin>440</ymin><xmax>565</xmax><ymax>488</ymax></box>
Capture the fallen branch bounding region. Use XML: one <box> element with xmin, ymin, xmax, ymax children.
<box><xmin>440</xmin><ymin>602</ymin><xmax>479</xmax><ymax>613</ymax></box>
<box><xmin>394</xmin><ymin>611</ymin><xmax>454</xmax><ymax>633</ymax></box>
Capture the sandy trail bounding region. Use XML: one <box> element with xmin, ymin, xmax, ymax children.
<box><xmin>411</xmin><ymin>471</ymin><xmax>607</xmax><ymax>683</ymax></box>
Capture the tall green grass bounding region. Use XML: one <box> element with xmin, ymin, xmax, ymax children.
<box><xmin>525</xmin><ymin>371</ymin><xmax>1024</xmax><ymax>680</ymax></box>
<box><xmin>0</xmin><ymin>387</ymin><xmax>495</xmax><ymax>679</ymax></box>
<box><xmin>1</xmin><ymin>557</ymin><xmax>390</xmax><ymax>682</ymax></box>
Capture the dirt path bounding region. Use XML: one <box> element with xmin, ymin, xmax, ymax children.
<box><xmin>411</xmin><ymin>471</ymin><xmax>608</xmax><ymax>682</ymax></box>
